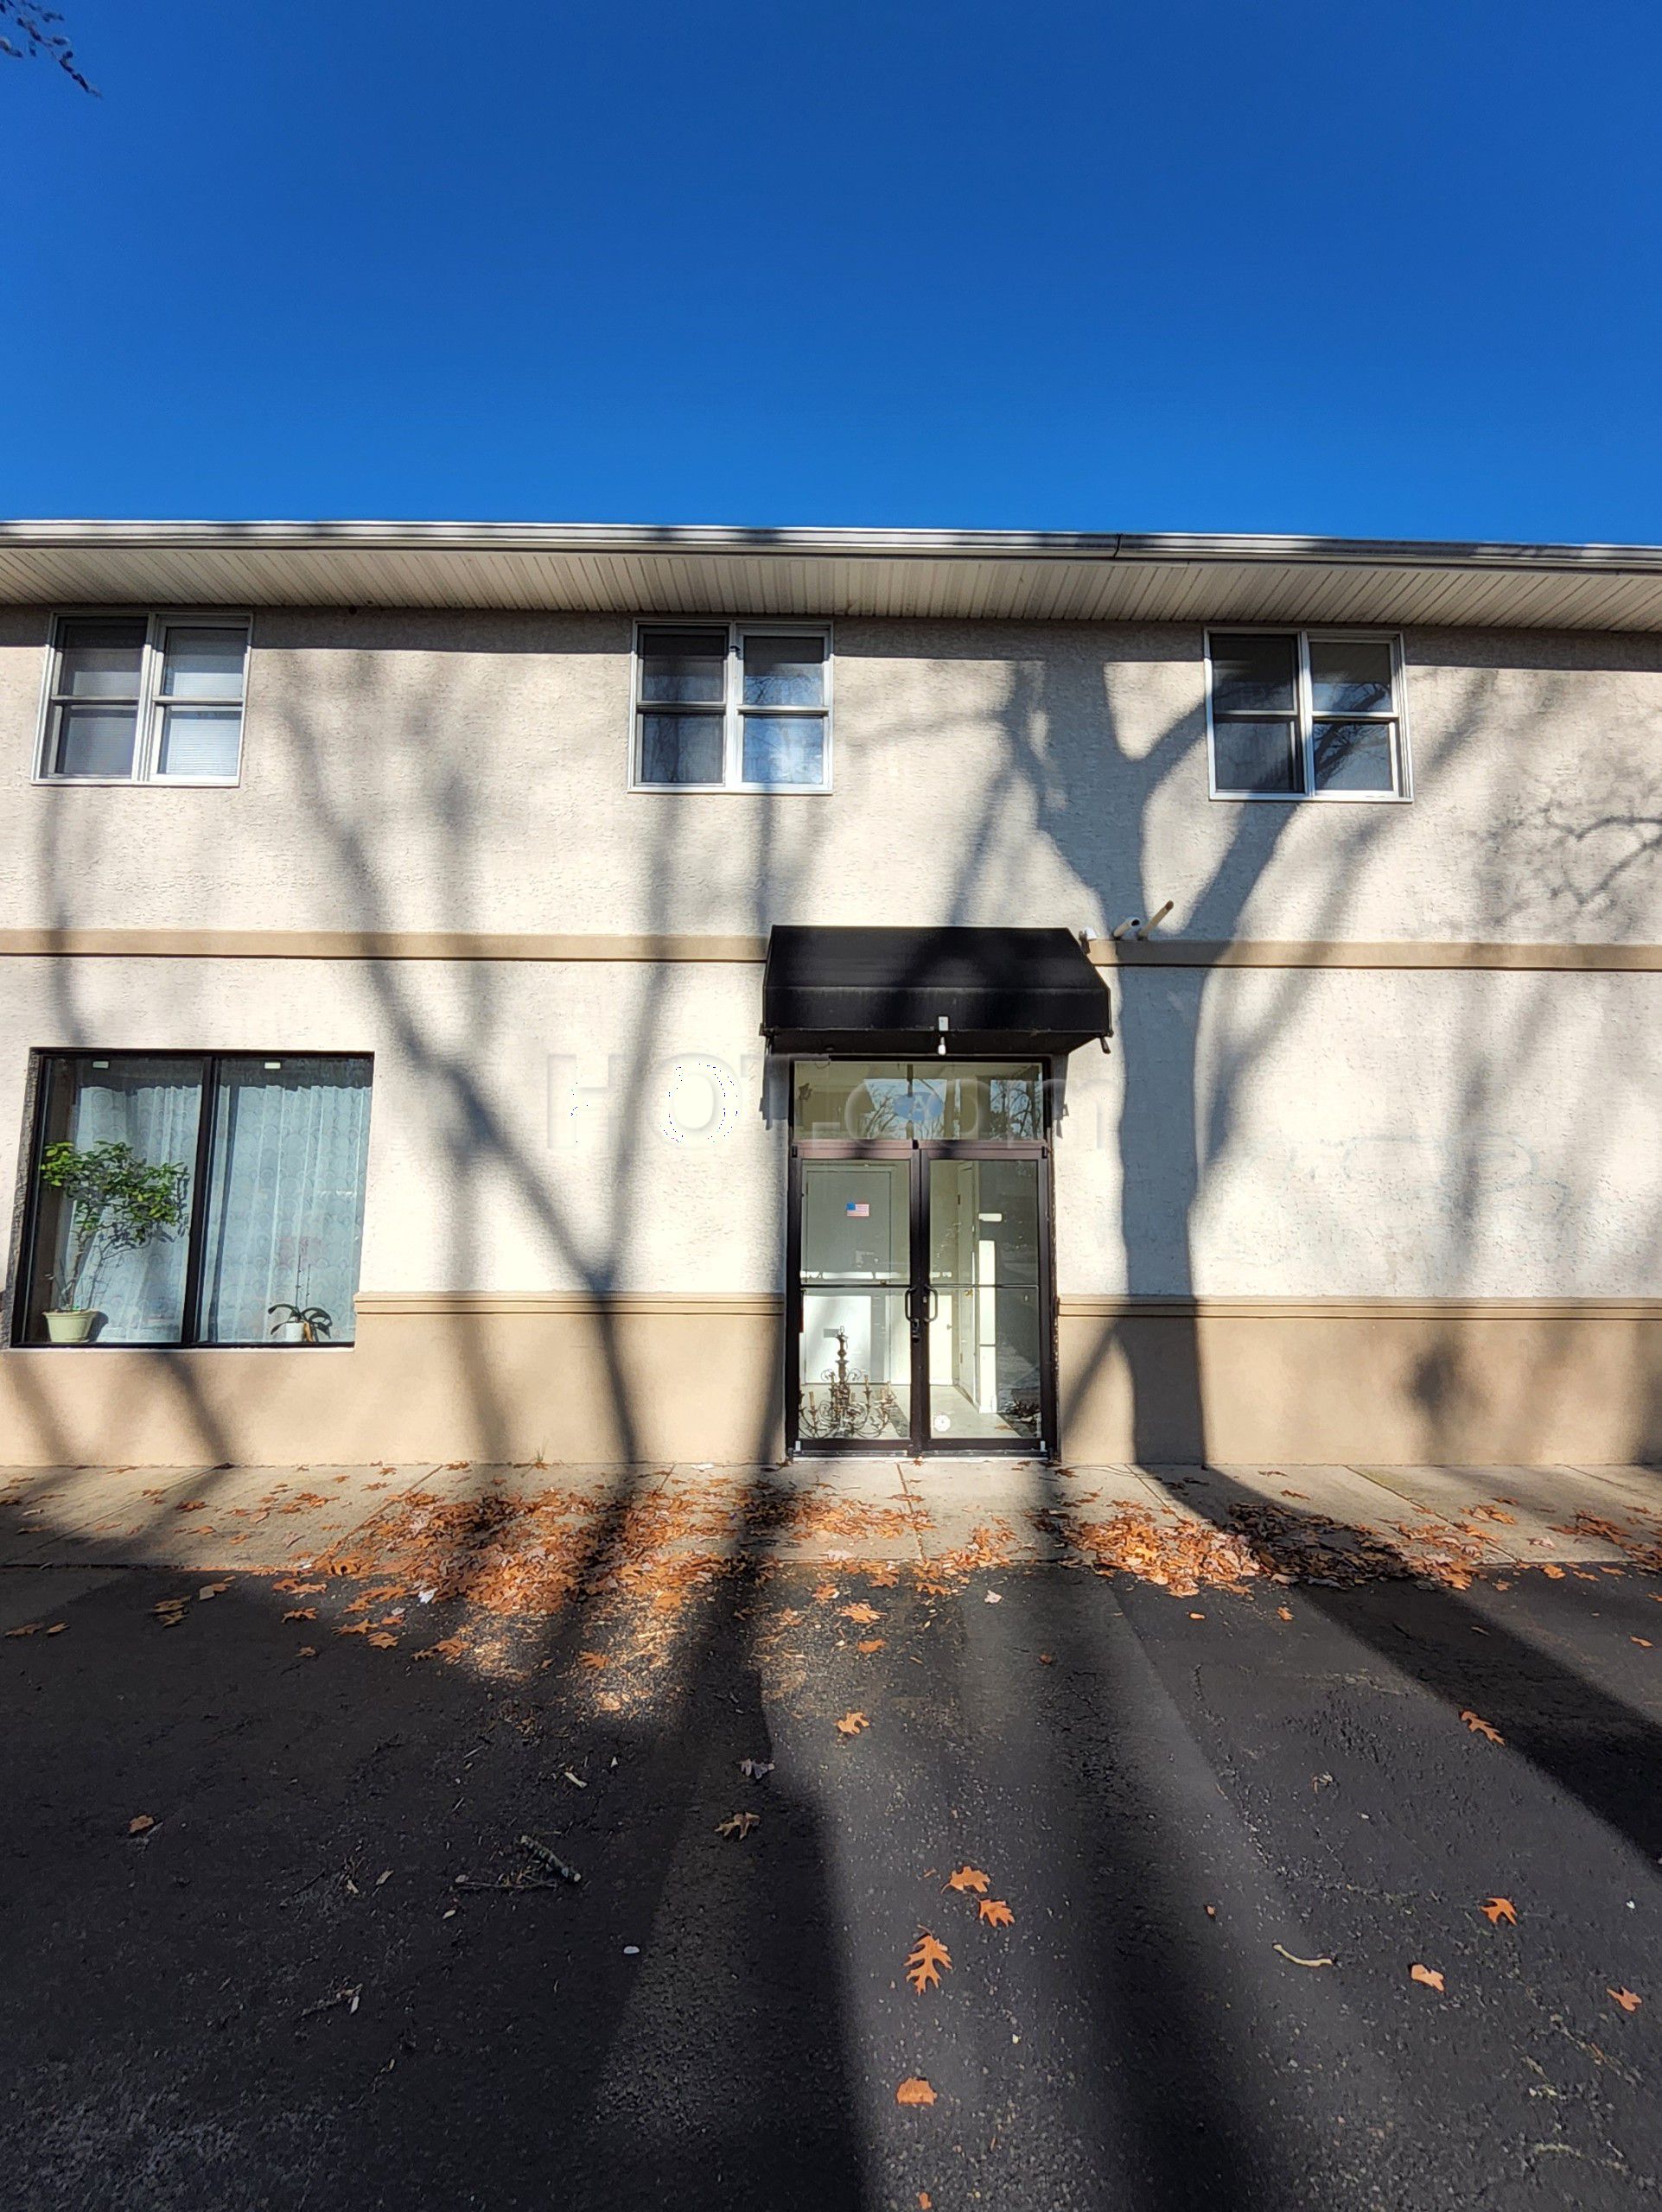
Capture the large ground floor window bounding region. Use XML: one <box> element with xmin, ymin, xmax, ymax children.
<box><xmin>14</xmin><ymin>1052</ymin><xmax>373</xmax><ymax>1347</ymax></box>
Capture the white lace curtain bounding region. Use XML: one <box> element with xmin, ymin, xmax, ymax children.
<box><xmin>199</xmin><ymin>1058</ymin><xmax>373</xmax><ymax>1344</ymax></box>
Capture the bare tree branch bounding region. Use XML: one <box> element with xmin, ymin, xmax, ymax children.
<box><xmin>0</xmin><ymin>0</ymin><xmax>97</xmax><ymax>93</ymax></box>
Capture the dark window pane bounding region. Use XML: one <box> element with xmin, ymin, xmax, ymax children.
<box><xmin>639</xmin><ymin>712</ymin><xmax>724</xmax><ymax>785</ymax></box>
<box><xmin>1211</xmin><ymin>633</ymin><xmax>1296</xmax><ymax>715</ymax></box>
<box><xmin>52</xmin><ymin>702</ymin><xmax>139</xmax><ymax>778</ymax></box>
<box><xmin>1213</xmin><ymin>717</ymin><xmax>1300</xmax><ymax>793</ymax></box>
<box><xmin>55</xmin><ymin>618</ymin><xmax>144</xmax><ymax>699</ymax></box>
<box><xmin>1309</xmin><ymin>639</ymin><xmax>1394</xmax><ymax>715</ymax></box>
<box><xmin>639</xmin><ymin>627</ymin><xmax>727</xmax><ymax>704</ymax></box>
<box><xmin>199</xmin><ymin>1057</ymin><xmax>373</xmax><ymax>1344</ymax></box>
<box><xmin>742</xmin><ymin>633</ymin><xmax>825</xmax><ymax>707</ymax></box>
<box><xmin>1314</xmin><ymin>720</ymin><xmax>1397</xmax><ymax>792</ymax></box>
<box><xmin>23</xmin><ymin>1055</ymin><xmax>202</xmax><ymax>1343</ymax></box>
<box><xmin>742</xmin><ymin>714</ymin><xmax>825</xmax><ymax>786</ymax></box>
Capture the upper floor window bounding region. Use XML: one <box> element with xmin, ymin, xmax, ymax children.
<box><xmin>37</xmin><ymin>613</ymin><xmax>251</xmax><ymax>784</ymax></box>
<box><xmin>1206</xmin><ymin>630</ymin><xmax>1409</xmax><ymax>800</ymax></box>
<box><xmin>632</xmin><ymin>621</ymin><xmax>831</xmax><ymax>791</ymax></box>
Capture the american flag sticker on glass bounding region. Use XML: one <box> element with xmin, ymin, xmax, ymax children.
<box><xmin>846</xmin><ymin>1201</ymin><xmax>870</xmax><ymax>1217</ymax></box>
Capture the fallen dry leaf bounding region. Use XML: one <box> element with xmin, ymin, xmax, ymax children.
<box><xmin>1410</xmin><ymin>1964</ymin><xmax>1445</xmax><ymax>1993</ymax></box>
<box><xmin>1542</xmin><ymin>1564</ymin><xmax>1565</xmax><ymax>1580</ymax></box>
<box><xmin>812</xmin><ymin>1584</ymin><xmax>839</xmax><ymax>1604</ymax></box>
<box><xmin>907</xmin><ymin>1933</ymin><xmax>952</xmax><ymax>1993</ymax></box>
<box><xmin>45</xmin><ymin>1623</ymin><xmax>66</xmax><ymax>1636</ymax></box>
<box><xmin>296</xmin><ymin>1646</ymin><xmax>317</xmax><ymax>1658</ymax></box>
<box><xmin>283</xmin><ymin>1608</ymin><xmax>316</xmax><ymax>1623</ymax></box>
<box><xmin>978</xmin><ymin>1898</ymin><xmax>1015</xmax><ymax>1928</ymax></box>
<box><xmin>1608</xmin><ymin>1986</ymin><xmax>1643</xmax><ymax>2013</ymax></box>
<box><xmin>336</xmin><ymin>1621</ymin><xmax>371</xmax><ymax>1637</ymax></box>
<box><xmin>1633</xmin><ymin>1637</ymin><xmax>1653</xmax><ymax>1649</ymax></box>
<box><xmin>197</xmin><ymin>1582</ymin><xmax>230</xmax><ymax>1599</ymax></box>
<box><xmin>946</xmin><ymin>1866</ymin><xmax>990</xmax><ymax>1895</ymax></box>
<box><xmin>835</xmin><ymin>1711</ymin><xmax>869</xmax><ymax>1738</ymax></box>
<box><xmin>716</xmin><ymin>1811</ymin><xmax>761</xmax><ymax>1840</ymax></box>
<box><xmin>857</xmin><ymin>1637</ymin><xmax>886</xmax><ymax>1654</ymax></box>
<box><xmin>3</xmin><ymin>1623</ymin><xmax>41</xmax><ymax>1638</ymax></box>
<box><xmin>1277</xmin><ymin>1606</ymin><xmax>1294</xmax><ymax>1622</ymax></box>
<box><xmin>1039</xmin><ymin>1652</ymin><xmax>1054</xmax><ymax>1665</ymax></box>
<box><xmin>738</xmin><ymin>1758</ymin><xmax>774</xmax><ymax>1779</ymax></box>
<box><xmin>366</xmin><ymin>1631</ymin><xmax>398</xmax><ymax>1649</ymax></box>
<box><xmin>895</xmin><ymin>2077</ymin><xmax>936</xmax><ymax>2107</ymax></box>
<box><xmin>840</xmin><ymin>1602</ymin><xmax>881</xmax><ymax>1625</ymax></box>
<box><xmin>577</xmin><ymin>1649</ymin><xmax>608</xmax><ymax>1670</ymax></box>
<box><xmin>919</xmin><ymin>2196</ymin><xmax>933</xmax><ymax>2209</ymax></box>
<box><xmin>1460</xmin><ymin>1709</ymin><xmax>1504</xmax><ymax>1745</ymax></box>
<box><xmin>126</xmin><ymin>1815</ymin><xmax>155</xmax><ymax>1835</ymax></box>
<box><xmin>1482</xmin><ymin>1897</ymin><xmax>1518</xmax><ymax>1926</ymax></box>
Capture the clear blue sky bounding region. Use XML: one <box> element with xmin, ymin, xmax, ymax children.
<box><xmin>3</xmin><ymin>0</ymin><xmax>1659</xmax><ymax>539</ymax></box>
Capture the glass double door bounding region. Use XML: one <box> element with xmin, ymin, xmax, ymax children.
<box><xmin>790</xmin><ymin>1143</ymin><xmax>1052</xmax><ymax>1455</ymax></box>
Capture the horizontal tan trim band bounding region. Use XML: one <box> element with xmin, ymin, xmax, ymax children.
<box><xmin>0</xmin><ymin>928</ymin><xmax>768</xmax><ymax>963</ymax></box>
<box><xmin>1098</xmin><ymin>939</ymin><xmax>1662</xmax><ymax>972</ymax></box>
<box><xmin>354</xmin><ymin>1291</ymin><xmax>785</xmax><ymax>1318</ymax></box>
<box><xmin>355</xmin><ymin>1292</ymin><xmax>1662</xmax><ymax>1322</ymax></box>
<box><xmin>3</xmin><ymin>928</ymin><xmax>1660</xmax><ymax>974</ymax></box>
<box><xmin>1060</xmin><ymin>1294</ymin><xmax>1662</xmax><ymax>1319</ymax></box>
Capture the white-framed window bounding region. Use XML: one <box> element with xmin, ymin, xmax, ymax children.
<box><xmin>35</xmin><ymin>611</ymin><xmax>252</xmax><ymax>785</ymax></box>
<box><xmin>631</xmin><ymin>620</ymin><xmax>832</xmax><ymax>792</ymax></box>
<box><xmin>1205</xmin><ymin>629</ymin><xmax>1410</xmax><ymax>801</ymax></box>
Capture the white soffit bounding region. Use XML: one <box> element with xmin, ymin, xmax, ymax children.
<box><xmin>3</xmin><ymin>522</ymin><xmax>1662</xmax><ymax>632</ymax></box>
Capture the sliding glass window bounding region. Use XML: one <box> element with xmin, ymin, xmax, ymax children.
<box><xmin>15</xmin><ymin>1052</ymin><xmax>373</xmax><ymax>1346</ymax></box>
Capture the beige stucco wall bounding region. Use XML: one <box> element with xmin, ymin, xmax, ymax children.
<box><xmin>3</xmin><ymin>608</ymin><xmax>1661</xmax><ymax>950</ymax></box>
<box><xmin>3</xmin><ymin>951</ymin><xmax>1661</xmax><ymax>1465</ymax></box>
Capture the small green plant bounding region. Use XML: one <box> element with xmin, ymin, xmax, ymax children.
<box><xmin>37</xmin><ymin>1140</ymin><xmax>190</xmax><ymax>1313</ymax></box>
<box><xmin>268</xmin><ymin>1303</ymin><xmax>334</xmax><ymax>1343</ymax></box>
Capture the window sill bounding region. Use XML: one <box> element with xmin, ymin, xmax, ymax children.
<box><xmin>1208</xmin><ymin>789</ymin><xmax>1414</xmax><ymax>805</ymax></box>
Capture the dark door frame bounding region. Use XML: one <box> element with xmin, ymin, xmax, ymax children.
<box><xmin>784</xmin><ymin>1065</ymin><xmax>1056</xmax><ymax>1459</ymax></box>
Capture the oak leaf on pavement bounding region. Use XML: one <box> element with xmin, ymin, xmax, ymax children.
<box><xmin>907</xmin><ymin>1933</ymin><xmax>952</xmax><ymax>1993</ymax></box>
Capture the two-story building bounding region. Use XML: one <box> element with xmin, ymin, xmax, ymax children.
<box><xmin>3</xmin><ymin>522</ymin><xmax>1660</xmax><ymax>1472</ymax></box>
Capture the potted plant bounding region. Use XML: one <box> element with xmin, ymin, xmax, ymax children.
<box><xmin>268</xmin><ymin>1303</ymin><xmax>334</xmax><ymax>1344</ymax></box>
<box><xmin>36</xmin><ymin>1140</ymin><xmax>190</xmax><ymax>1344</ymax></box>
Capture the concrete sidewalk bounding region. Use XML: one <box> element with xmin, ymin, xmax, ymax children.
<box><xmin>3</xmin><ymin>1455</ymin><xmax>1659</xmax><ymax>1573</ymax></box>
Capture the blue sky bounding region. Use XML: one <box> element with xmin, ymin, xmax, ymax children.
<box><xmin>3</xmin><ymin>0</ymin><xmax>1659</xmax><ymax>538</ymax></box>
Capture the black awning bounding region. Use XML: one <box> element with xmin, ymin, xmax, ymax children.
<box><xmin>761</xmin><ymin>925</ymin><xmax>1111</xmax><ymax>1058</ymax></box>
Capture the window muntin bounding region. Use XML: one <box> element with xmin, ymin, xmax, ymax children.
<box><xmin>634</xmin><ymin>622</ymin><xmax>831</xmax><ymax>791</ymax></box>
<box><xmin>15</xmin><ymin>1052</ymin><xmax>372</xmax><ymax>1346</ymax></box>
<box><xmin>39</xmin><ymin>613</ymin><xmax>251</xmax><ymax>783</ymax></box>
<box><xmin>1206</xmin><ymin>630</ymin><xmax>1408</xmax><ymax>799</ymax></box>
